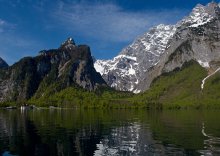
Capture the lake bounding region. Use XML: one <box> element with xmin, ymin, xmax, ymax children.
<box><xmin>0</xmin><ymin>109</ymin><xmax>220</xmax><ymax>156</ymax></box>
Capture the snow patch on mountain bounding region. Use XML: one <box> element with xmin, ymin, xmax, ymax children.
<box><xmin>198</xmin><ymin>60</ymin><xmax>210</xmax><ymax>68</ymax></box>
<box><xmin>94</xmin><ymin>1</ymin><xmax>220</xmax><ymax>93</ymax></box>
<box><xmin>181</xmin><ymin>4</ymin><xmax>214</xmax><ymax>27</ymax></box>
<box><xmin>94</xmin><ymin>60</ymin><xmax>107</xmax><ymax>75</ymax></box>
<box><xmin>179</xmin><ymin>2</ymin><xmax>220</xmax><ymax>28</ymax></box>
<box><xmin>94</xmin><ymin>24</ymin><xmax>176</xmax><ymax>92</ymax></box>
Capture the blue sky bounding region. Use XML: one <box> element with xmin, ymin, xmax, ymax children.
<box><xmin>0</xmin><ymin>0</ymin><xmax>216</xmax><ymax>65</ymax></box>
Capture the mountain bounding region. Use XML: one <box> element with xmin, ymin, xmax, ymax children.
<box><xmin>0</xmin><ymin>57</ymin><xmax>8</xmax><ymax>68</ymax></box>
<box><xmin>132</xmin><ymin>60</ymin><xmax>220</xmax><ymax>109</ymax></box>
<box><xmin>1</xmin><ymin>1</ymin><xmax>220</xmax><ymax>108</ymax></box>
<box><xmin>0</xmin><ymin>38</ymin><xmax>107</xmax><ymax>103</ymax></box>
<box><xmin>95</xmin><ymin>24</ymin><xmax>176</xmax><ymax>93</ymax></box>
<box><xmin>139</xmin><ymin>1</ymin><xmax>220</xmax><ymax>91</ymax></box>
<box><xmin>95</xmin><ymin>1</ymin><xmax>220</xmax><ymax>93</ymax></box>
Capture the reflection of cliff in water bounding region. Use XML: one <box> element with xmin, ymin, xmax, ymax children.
<box><xmin>0</xmin><ymin>110</ymin><xmax>33</xmax><ymax>155</ymax></box>
<box><xmin>0</xmin><ymin>110</ymin><xmax>50</xmax><ymax>156</ymax></box>
<box><xmin>0</xmin><ymin>110</ymin><xmax>103</xmax><ymax>156</ymax></box>
<box><xmin>1</xmin><ymin>110</ymin><xmax>220</xmax><ymax>156</ymax></box>
<box><xmin>198</xmin><ymin>123</ymin><xmax>220</xmax><ymax>156</ymax></box>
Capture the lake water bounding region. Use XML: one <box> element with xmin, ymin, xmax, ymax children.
<box><xmin>0</xmin><ymin>109</ymin><xmax>220</xmax><ymax>156</ymax></box>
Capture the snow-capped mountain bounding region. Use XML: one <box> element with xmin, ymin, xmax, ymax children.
<box><xmin>179</xmin><ymin>3</ymin><xmax>216</xmax><ymax>28</ymax></box>
<box><xmin>95</xmin><ymin>24</ymin><xmax>176</xmax><ymax>93</ymax></box>
<box><xmin>162</xmin><ymin>1</ymin><xmax>220</xmax><ymax>70</ymax></box>
<box><xmin>95</xmin><ymin>1</ymin><xmax>220</xmax><ymax>93</ymax></box>
<box><xmin>138</xmin><ymin>1</ymin><xmax>220</xmax><ymax>91</ymax></box>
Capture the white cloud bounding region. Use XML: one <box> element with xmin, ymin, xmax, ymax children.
<box><xmin>51</xmin><ymin>1</ymin><xmax>188</xmax><ymax>43</ymax></box>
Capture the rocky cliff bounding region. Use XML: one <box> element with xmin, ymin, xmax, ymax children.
<box><xmin>138</xmin><ymin>1</ymin><xmax>220</xmax><ymax>91</ymax></box>
<box><xmin>95</xmin><ymin>24</ymin><xmax>176</xmax><ymax>93</ymax></box>
<box><xmin>0</xmin><ymin>38</ymin><xmax>106</xmax><ymax>102</ymax></box>
<box><xmin>95</xmin><ymin>1</ymin><xmax>220</xmax><ymax>93</ymax></box>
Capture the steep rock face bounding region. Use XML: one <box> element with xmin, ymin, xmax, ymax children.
<box><xmin>95</xmin><ymin>24</ymin><xmax>176</xmax><ymax>93</ymax></box>
<box><xmin>138</xmin><ymin>2</ymin><xmax>220</xmax><ymax>91</ymax></box>
<box><xmin>95</xmin><ymin>2</ymin><xmax>220</xmax><ymax>92</ymax></box>
<box><xmin>0</xmin><ymin>57</ymin><xmax>8</xmax><ymax>68</ymax></box>
<box><xmin>0</xmin><ymin>38</ymin><xmax>106</xmax><ymax>102</ymax></box>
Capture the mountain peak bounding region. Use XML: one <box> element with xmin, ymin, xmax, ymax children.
<box><xmin>206</xmin><ymin>1</ymin><xmax>220</xmax><ymax>15</ymax></box>
<box><xmin>192</xmin><ymin>1</ymin><xmax>220</xmax><ymax>15</ymax></box>
<box><xmin>208</xmin><ymin>1</ymin><xmax>218</xmax><ymax>7</ymax></box>
<box><xmin>0</xmin><ymin>57</ymin><xmax>8</xmax><ymax>68</ymax></box>
<box><xmin>94</xmin><ymin>1</ymin><xmax>220</xmax><ymax>93</ymax></box>
<box><xmin>193</xmin><ymin>3</ymin><xmax>205</xmax><ymax>11</ymax></box>
<box><xmin>179</xmin><ymin>1</ymin><xmax>220</xmax><ymax>28</ymax></box>
<box><xmin>95</xmin><ymin>23</ymin><xmax>176</xmax><ymax>93</ymax></box>
<box><xmin>60</xmin><ymin>37</ymin><xmax>76</xmax><ymax>49</ymax></box>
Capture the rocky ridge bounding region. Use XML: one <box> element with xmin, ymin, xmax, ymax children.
<box><xmin>140</xmin><ymin>1</ymin><xmax>220</xmax><ymax>91</ymax></box>
<box><xmin>95</xmin><ymin>1</ymin><xmax>220</xmax><ymax>93</ymax></box>
<box><xmin>0</xmin><ymin>38</ymin><xmax>106</xmax><ymax>102</ymax></box>
<box><xmin>95</xmin><ymin>24</ymin><xmax>176</xmax><ymax>93</ymax></box>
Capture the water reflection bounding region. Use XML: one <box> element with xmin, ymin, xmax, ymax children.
<box><xmin>2</xmin><ymin>151</ymin><xmax>17</xmax><ymax>156</ymax></box>
<box><xmin>198</xmin><ymin>123</ymin><xmax>220</xmax><ymax>156</ymax></box>
<box><xmin>94</xmin><ymin>122</ymin><xmax>142</xmax><ymax>155</ymax></box>
<box><xmin>94</xmin><ymin>122</ymin><xmax>186</xmax><ymax>156</ymax></box>
<box><xmin>0</xmin><ymin>109</ymin><xmax>220</xmax><ymax>156</ymax></box>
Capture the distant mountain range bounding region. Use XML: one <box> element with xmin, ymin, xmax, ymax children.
<box><xmin>94</xmin><ymin>1</ymin><xmax>220</xmax><ymax>93</ymax></box>
<box><xmin>1</xmin><ymin>1</ymin><xmax>220</xmax><ymax>108</ymax></box>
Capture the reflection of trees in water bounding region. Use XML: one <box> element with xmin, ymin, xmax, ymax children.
<box><xmin>199</xmin><ymin>122</ymin><xmax>220</xmax><ymax>155</ymax></box>
<box><xmin>1</xmin><ymin>110</ymin><xmax>220</xmax><ymax>156</ymax></box>
<box><xmin>0</xmin><ymin>110</ymin><xmax>49</xmax><ymax>156</ymax></box>
<box><xmin>0</xmin><ymin>110</ymin><xmax>103</xmax><ymax>156</ymax></box>
<box><xmin>0</xmin><ymin>110</ymin><xmax>189</xmax><ymax>156</ymax></box>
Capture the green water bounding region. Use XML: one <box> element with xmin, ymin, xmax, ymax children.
<box><xmin>0</xmin><ymin>109</ymin><xmax>220</xmax><ymax>156</ymax></box>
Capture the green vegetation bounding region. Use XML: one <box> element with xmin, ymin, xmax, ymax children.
<box><xmin>132</xmin><ymin>60</ymin><xmax>220</xmax><ymax>109</ymax></box>
<box><xmin>132</xmin><ymin>60</ymin><xmax>208</xmax><ymax>109</ymax></box>
<box><xmin>28</xmin><ymin>86</ymin><xmax>134</xmax><ymax>109</ymax></box>
<box><xmin>2</xmin><ymin>60</ymin><xmax>220</xmax><ymax>109</ymax></box>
